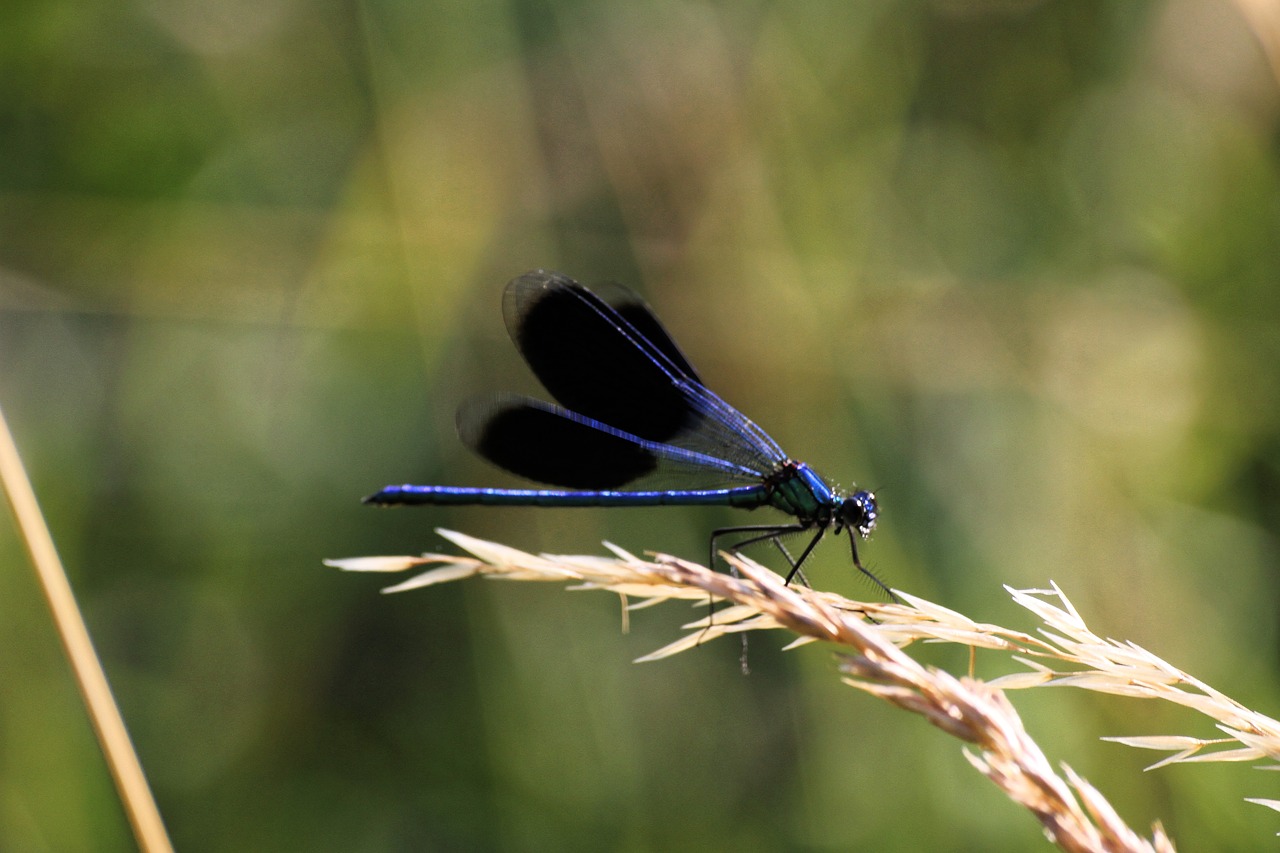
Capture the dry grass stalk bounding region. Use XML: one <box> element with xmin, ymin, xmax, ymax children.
<box><xmin>328</xmin><ymin>531</ymin><xmax>1280</xmax><ymax>850</ymax></box>
<box><xmin>0</xmin><ymin>404</ymin><xmax>173</xmax><ymax>853</ymax></box>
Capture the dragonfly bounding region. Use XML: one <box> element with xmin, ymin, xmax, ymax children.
<box><xmin>366</xmin><ymin>270</ymin><xmax>890</xmax><ymax>596</ymax></box>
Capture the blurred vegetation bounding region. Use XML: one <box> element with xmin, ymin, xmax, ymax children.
<box><xmin>1</xmin><ymin>0</ymin><xmax>1278</xmax><ymax>849</ymax></box>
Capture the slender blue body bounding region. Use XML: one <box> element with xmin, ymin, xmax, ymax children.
<box><xmin>375</xmin><ymin>460</ymin><xmax>847</xmax><ymax>518</ymax></box>
<box><xmin>366</xmin><ymin>271</ymin><xmax>886</xmax><ymax>593</ymax></box>
<box><xmin>372</xmin><ymin>483</ymin><xmax>774</xmax><ymax>508</ymax></box>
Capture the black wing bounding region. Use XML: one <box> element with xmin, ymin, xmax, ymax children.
<box><xmin>456</xmin><ymin>393</ymin><xmax>764</xmax><ymax>490</ymax></box>
<box><xmin>499</xmin><ymin>271</ymin><xmax>787</xmax><ymax>470</ymax></box>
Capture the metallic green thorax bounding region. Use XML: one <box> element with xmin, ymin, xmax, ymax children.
<box><xmin>766</xmin><ymin>461</ymin><xmax>836</xmax><ymax>522</ymax></box>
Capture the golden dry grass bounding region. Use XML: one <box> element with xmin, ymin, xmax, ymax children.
<box><xmin>0</xmin><ymin>405</ymin><xmax>174</xmax><ymax>852</ymax></box>
<box><xmin>330</xmin><ymin>529</ymin><xmax>1280</xmax><ymax>851</ymax></box>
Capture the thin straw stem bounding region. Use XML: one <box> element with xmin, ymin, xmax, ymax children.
<box><xmin>0</xmin><ymin>403</ymin><xmax>173</xmax><ymax>853</ymax></box>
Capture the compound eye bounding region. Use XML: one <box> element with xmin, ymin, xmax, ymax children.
<box><xmin>843</xmin><ymin>490</ymin><xmax>877</xmax><ymax>537</ymax></box>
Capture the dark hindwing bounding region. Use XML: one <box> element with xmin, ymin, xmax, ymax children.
<box><xmin>457</xmin><ymin>394</ymin><xmax>657</xmax><ymax>489</ymax></box>
<box><xmin>456</xmin><ymin>393</ymin><xmax>767</xmax><ymax>490</ymax></box>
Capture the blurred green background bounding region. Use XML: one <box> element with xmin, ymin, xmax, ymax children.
<box><xmin>2</xmin><ymin>0</ymin><xmax>1278</xmax><ymax>849</ymax></box>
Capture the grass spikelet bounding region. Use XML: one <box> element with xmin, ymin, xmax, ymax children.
<box><xmin>329</xmin><ymin>529</ymin><xmax>1280</xmax><ymax>850</ymax></box>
